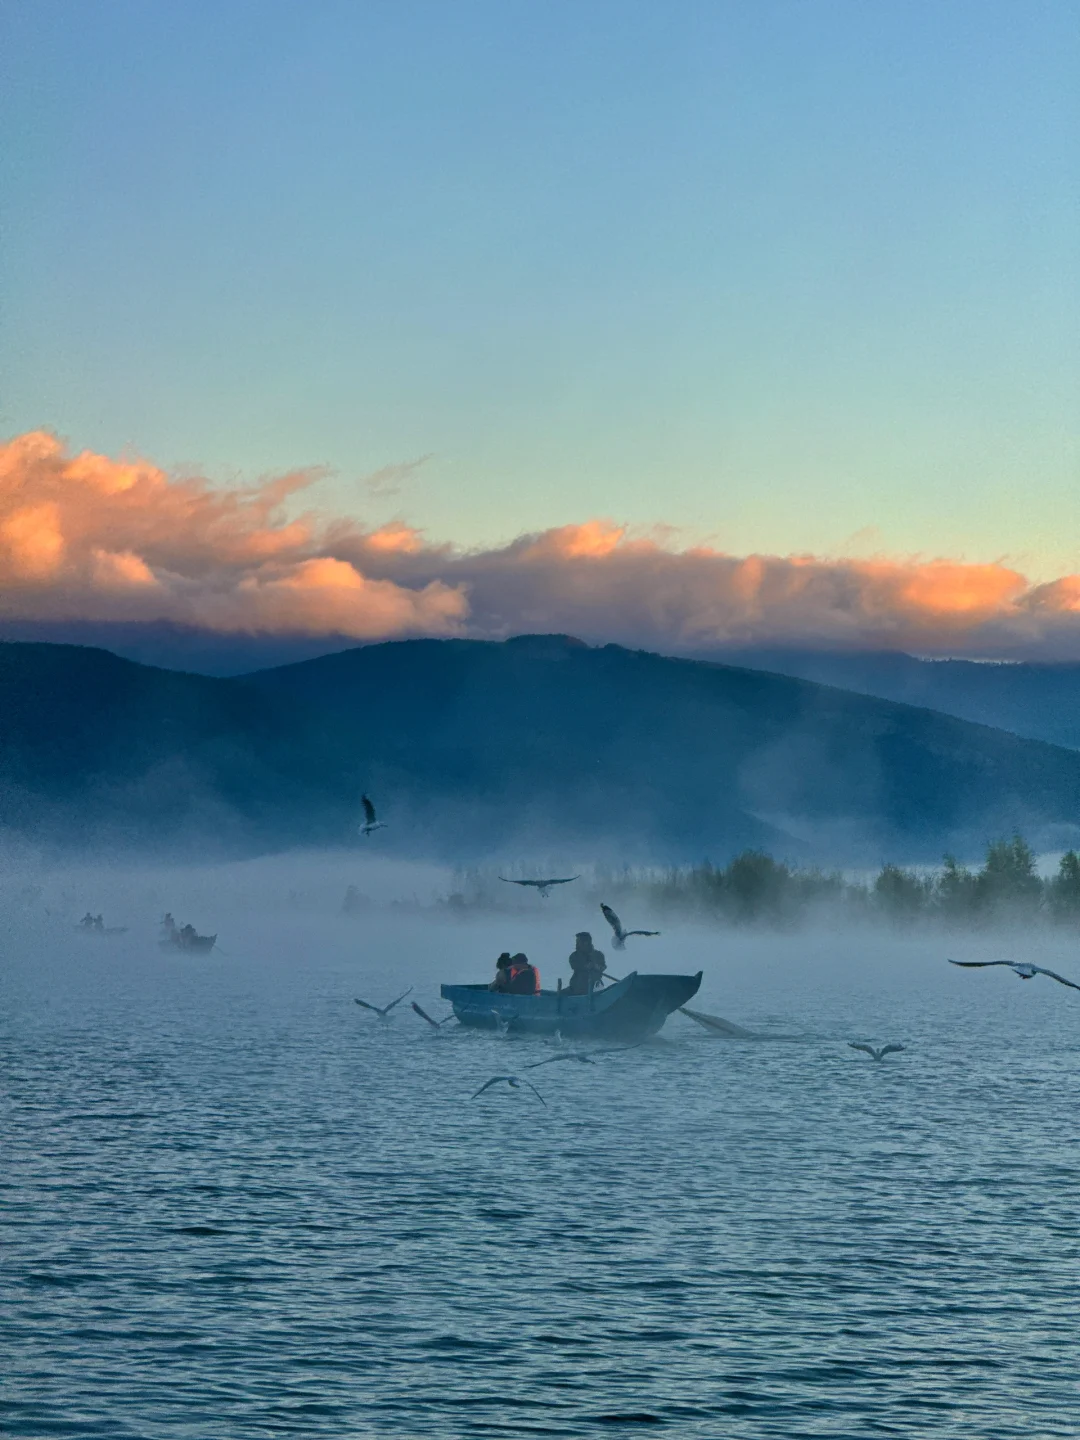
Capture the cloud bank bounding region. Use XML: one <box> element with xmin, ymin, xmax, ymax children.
<box><xmin>4</xmin><ymin>430</ymin><xmax>1080</xmax><ymax>660</ymax></box>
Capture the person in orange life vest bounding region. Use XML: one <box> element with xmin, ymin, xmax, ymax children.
<box><xmin>506</xmin><ymin>953</ymin><xmax>540</xmax><ymax>995</ymax></box>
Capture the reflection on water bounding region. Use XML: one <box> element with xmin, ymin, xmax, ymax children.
<box><xmin>3</xmin><ymin>866</ymin><xmax>1079</xmax><ymax>1437</ymax></box>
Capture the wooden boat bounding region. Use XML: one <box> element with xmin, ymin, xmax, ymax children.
<box><xmin>441</xmin><ymin>970</ymin><xmax>702</xmax><ymax>1042</ymax></box>
<box><xmin>75</xmin><ymin>924</ymin><xmax>128</xmax><ymax>937</ymax></box>
<box><xmin>159</xmin><ymin>928</ymin><xmax>217</xmax><ymax>954</ymax></box>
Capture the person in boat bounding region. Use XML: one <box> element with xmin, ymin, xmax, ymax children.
<box><xmin>489</xmin><ymin>952</ymin><xmax>513</xmax><ymax>991</ymax></box>
<box><xmin>162</xmin><ymin>913</ymin><xmax>177</xmax><ymax>935</ymax></box>
<box><xmin>179</xmin><ymin>923</ymin><xmax>198</xmax><ymax>948</ymax></box>
<box><xmin>80</xmin><ymin>913</ymin><xmax>95</xmax><ymax>930</ymax></box>
<box><xmin>567</xmin><ymin>931</ymin><xmax>606</xmax><ymax>995</ymax></box>
<box><xmin>506</xmin><ymin>953</ymin><xmax>541</xmax><ymax>995</ymax></box>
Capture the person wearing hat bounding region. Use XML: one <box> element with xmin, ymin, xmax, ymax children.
<box><xmin>567</xmin><ymin>932</ymin><xmax>606</xmax><ymax>995</ymax></box>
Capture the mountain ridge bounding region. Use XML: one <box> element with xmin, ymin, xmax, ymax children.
<box><xmin>3</xmin><ymin>635</ymin><xmax>1080</xmax><ymax>863</ymax></box>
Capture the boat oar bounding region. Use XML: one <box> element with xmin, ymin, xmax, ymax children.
<box><xmin>602</xmin><ymin>972</ymin><xmax>757</xmax><ymax>1037</ymax></box>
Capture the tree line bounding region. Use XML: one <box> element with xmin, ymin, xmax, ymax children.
<box><xmin>445</xmin><ymin>836</ymin><xmax>1080</xmax><ymax>929</ymax></box>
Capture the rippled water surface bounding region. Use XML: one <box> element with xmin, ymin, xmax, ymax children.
<box><xmin>4</xmin><ymin>864</ymin><xmax>1080</xmax><ymax>1437</ymax></box>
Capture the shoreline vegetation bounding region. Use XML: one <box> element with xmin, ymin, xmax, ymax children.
<box><xmin>435</xmin><ymin>836</ymin><xmax>1080</xmax><ymax>931</ymax></box>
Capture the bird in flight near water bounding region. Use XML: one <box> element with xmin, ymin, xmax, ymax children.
<box><xmin>948</xmin><ymin>959</ymin><xmax>1080</xmax><ymax>991</ymax></box>
<box><xmin>600</xmin><ymin>902</ymin><xmax>660</xmax><ymax>950</ymax></box>
<box><xmin>354</xmin><ymin>987</ymin><xmax>413</xmax><ymax>1018</ymax></box>
<box><xmin>499</xmin><ymin>876</ymin><xmax>579</xmax><ymax>899</ymax></box>
<box><xmin>411</xmin><ymin>1001</ymin><xmax>454</xmax><ymax>1029</ymax></box>
<box><xmin>359</xmin><ymin>794</ymin><xmax>386</xmax><ymax>836</ymax></box>
<box><xmin>471</xmin><ymin>1075</ymin><xmax>547</xmax><ymax>1105</ymax></box>
<box><xmin>848</xmin><ymin>1042</ymin><xmax>905</xmax><ymax>1061</ymax></box>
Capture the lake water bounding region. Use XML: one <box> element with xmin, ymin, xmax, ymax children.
<box><xmin>3</xmin><ymin>860</ymin><xmax>1080</xmax><ymax>1437</ymax></box>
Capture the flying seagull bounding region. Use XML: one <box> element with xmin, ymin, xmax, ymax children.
<box><xmin>354</xmin><ymin>987</ymin><xmax>413</xmax><ymax>1018</ymax></box>
<box><xmin>948</xmin><ymin>959</ymin><xmax>1080</xmax><ymax>991</ymax></box>
<box><xmin>849</xmin><ymin>1042</ymin><xmax>905</xmax><ymax>1061</ymax></box>
<box><xmin>525</xmin><ymin>1052</ymin><xmax>597</xmax><ymax>1069</ymax></box>
<box><xmin>359</xmin><ymin>794</ymin><xmax>386</xmax><ymax>836</ymax></box>
<box><xmin>499</xmin><ymin>876</ymin><xmax>579</xmax><ymax>899</ymax></box>
<box><xmin>527</xmin><ymin>1043</ymin><xmax>640</xmax><ymax>1068</ymax></box>
<box><xmin>600</xmin><ymin>903</ymin><xmax>660</xmax><ymax>951</ymax></box>
<box><xmin>470</xmin><ymin>1075</ymin><xmax>547</xmax><ymax>1105</ymax></box>
<box><xmin>411</xmin><ymin>1001</ymin><xmax>454</xmax><ymax>1029</ymax></box>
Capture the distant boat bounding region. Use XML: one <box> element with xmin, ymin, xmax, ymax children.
<box><xmin>75</xmin><ymin>923</ymin><xmax>128</xmax><ymax>937</ymax></box>
<box><xmin>159</xmin><ymin>915</ymin><xmax>217</xmax><ymax>954</ymax></box>
<box><xmin>160</xmin><ymin>930</ymin><xmax>217</xmax><ymax>954</ymax></box>
<box><xmin>440</xmin><ymin>970</ymin><xmax>702</xmax><ymax>1042</ymax></box>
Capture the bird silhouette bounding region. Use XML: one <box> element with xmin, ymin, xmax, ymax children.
<box><xmin>499</xmin><ymin>876</ymin><xmax>579</xmax><ymax>899</ymax></box>
<box><xmin>354</xmin><ymin>987</ymin><xmax>412</xmax><ymax>1018</ymax></box>
<box><xmin>849</xmin><ymin>1042</ymin><xmax>905</xmax><ymax>1061</ymax></box>
<box><xmin>600</xmin><ymin>903</ymin><xmax>660</xmax><ymax>951</ymax></box>
<box><xmin>359</xmin><ymin>794</ymin><xmax>386</xmax><ymax>836</ymax></box>
<box><xmin>948</xmin><ymin>959</ymin><xmax>1080</xmax><ymax>991</ymax></box>
<box><xmin>411</xmin><ymin>1001</ymin><xmax>454</xmax><ymax>1029</ymax></box>
<box><xmin>525</xmin><ymin>1052</ymin><xmax>597</xmax><ymax>1069</ymax></box>
<box><xmin>471</xmin><ymin>1075</ymin><xmax>546</xmax><ymax>1105</ymax></box>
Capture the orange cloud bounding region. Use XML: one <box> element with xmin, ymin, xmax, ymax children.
<box><xmin>0</xmin><ymin>432</ymin><xmax>465</xmax><ymax>637</ymax></box>
<box><xmin>4</xmin><ymin>429</ymin><xmax>1080</xmax><ymax>658</ymax></box>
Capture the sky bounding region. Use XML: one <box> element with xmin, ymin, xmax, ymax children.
<box><xmin>1</xmin><ymin>1</ymin><xmax>1078</xmax><ymax>656</ymax></box>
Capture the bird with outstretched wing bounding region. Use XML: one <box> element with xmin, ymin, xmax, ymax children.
<box><xmin>354</xmin><ymin>987</ymin><xmax>413</xmax><ymax>1018</ymax></box>
<box><xmin>470</xmin><ymin>1075</ymin><xmax>546</xmax><ymax>1105</ymax></box>
<box><xmin>948</xmin><ymin>959</ymin><xmax>1080</xmax><ymax>991</ymax></box>
<box><xmin>849</xmin><ymin>1042</ymin><xmax>905</xmax><ymax>1061</ymax></box>
<box><xmin>359</xmin><ymin>794</ymin><xmax>386</xmax><ymax>836</ymax></box>
<box><xmin>499</xmin><ymin>876</ymin><xmax>579</xmax><ymax>899</ymax></box>
<box><xmin>525</xmin><ymin>1053</ymin><xmax>597</xmax><ymax>1069</ymax></box>
<box><xmin>600</xmin><ymin>902</ymin><xmax>660</xmax><ymax>951</ymax></box>
<box><xmin>411</xmin><ymin>1001</ymin><xmax>454</xmax><ymax>1029</ymax></box>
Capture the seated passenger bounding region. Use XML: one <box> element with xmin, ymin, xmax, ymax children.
<box><xmin>567</xmin><ymin>931</ymin><xmax>606</xmax><ymax>994</ymax></box>
<box><xmin>489</xmin><ymin>952</ymin><xmax>513</xmax><ymax>991</ymax></box>
<box><xmin>506</xmin><ymin>953</ymin><xmax>540</xmax><ymax>995</ymax></box>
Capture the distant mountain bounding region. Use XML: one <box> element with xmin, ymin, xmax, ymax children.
<box><xmin>0</xmin><ymin>642</ymin><xmax>338</xmax><ymax>852</ymax></box>
<box><xmin>9</xmin><ymin>621</ymin><xmax>1080</xmax><ymax>756</ymax></box>
<box><xmin>716</xmin><ymin>648</ymin><xmax>1080</xmax><ymax>750</ymax></box>
<box><xmin>4</xmin><ymin>635</ymin><xmax>1080</xmax><ymax>862</ymax></box>
<box><xmin>0</xmin><ymin>618</ymin><xmax>355</xmax><ymax>677</ymax></box>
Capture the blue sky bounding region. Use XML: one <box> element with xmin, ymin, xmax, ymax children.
<box><xmin>2</xmin><ymin>1</ymin><xmax>1077</xmax><ymax>576</ymax></box>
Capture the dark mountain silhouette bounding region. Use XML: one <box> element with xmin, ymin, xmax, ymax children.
<box><xmin>9</xmin><ymin>621</ymin><xmax>1080</xmax><ymax>754</ymax></box>
<box><xmin>4</xmin><ymin>634</ymin><xmax>1079</xmax><ymax>862</ymax></box>
<box><xmin>716</xmin><ymin>647</ymin><xmax>1080</xmax><ymax>750</ymax></box>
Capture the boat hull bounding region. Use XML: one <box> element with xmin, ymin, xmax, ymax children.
<box><xmin>159</xmin><ymin>934</ymin><xmax>217</xmax><ymax>954</ymax></box>
<box><xmin>440</xmin><ymin>971</ymin><xmax>702</xmax><ymax>1042</ymax></box>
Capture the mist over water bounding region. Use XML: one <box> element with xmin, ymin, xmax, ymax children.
<box><xmin>4</xmin><ymin>855</ymin><xmax>1079</xmax><ymax>1437</ymax></box>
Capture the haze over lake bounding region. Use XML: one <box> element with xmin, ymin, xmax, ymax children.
<box><xmin>4</xmin><ymin>856</ymin><xmax>1078</xmax><ymax>1437</ymax></box>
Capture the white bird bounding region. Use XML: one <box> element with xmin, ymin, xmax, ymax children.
<box><xmin>849</xmin><ymin>1042</ymin><xmax>905</xmax><ymax>1061</ymax></box>
<box><xmin>354</xmin><ymin>987</ymin><xmax>413</xmax><ymax>1018</ymax></box>
<box><xmin>411</xmin><ymin>1001</ymin><xmax>454</xmax><ymax>1029</ymax></box>
<box><xmin>499</xmin><ymin>876</ymin><xmax>579</xmax><ymax>899</ymax></box>
<box><xmin>948</xmin><ymin>959</ymin><xmax>1080</xmax><ymax>991</ymax></box>
<box><xmin>489</xmin><ymin>1009</ymin><xmax>511</xmax><ymax>1036</ymax></box>
<box><xmin>600</xmin><ymin>902</ymin><xmax>660</xmax><ymax>951</ymax></box>
<box><xmin>471</xmin><ymin>1075</ymin><xmax>546</xmax><ymax>1105</ymax></box>
<box><xmin>359</xmin><ymin>794</ymin><xmax>386</xmax><ymax>836</ymax></box>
